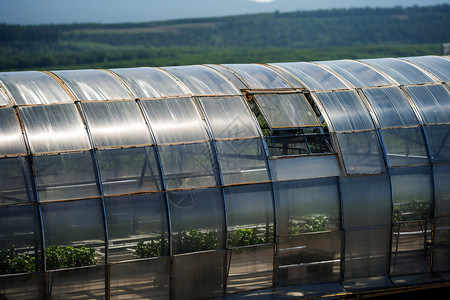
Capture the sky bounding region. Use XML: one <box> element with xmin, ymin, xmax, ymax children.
<box><xmin>0</xmin><ymin>0</ymin><xmax>449</xmax><ymax>25</ymax></box>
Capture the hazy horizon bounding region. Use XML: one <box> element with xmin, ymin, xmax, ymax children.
<box><xmin>1</xmin><ymin>0</ymin><xmax>449</xmax><ymax>25</ymax></box>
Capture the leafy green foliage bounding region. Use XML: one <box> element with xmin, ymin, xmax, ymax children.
<box><xmin>0</xmin><ymin>247</ymin><xmax>35</xmax><ymax>275</ymax></box>
<box><xmin>136</xmin><ymin>239</ymin><xmax>167</xmax><ymax>258</ymax></box>
<box><xmin>303</xmin><ymin>214</ymin><xmax>329</xmax><ymax>233</ymax></box>
<box><xmin>228</xmin><ymin>228</ymin><xmax>266</xmax><ymax>247</ymax></box>
<box><xmin>177</xmin><ymin>230</ymin><xmax>219</xmax><ymax>253</ymax></box>
<box><xmin>45</xmin><ymin>245</ymin><xmax>97</xmax><ymax>270</ymax></box>
<box><xmin>393</xmin><ymin>199</ymin><xmax>431</xmax><ymax>222</ymax></box>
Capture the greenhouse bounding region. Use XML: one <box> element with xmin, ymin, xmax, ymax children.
<box><xmin>0</xmin><ymin>55</ymin><xmax>449</xmax><ymax>299</ymax></box>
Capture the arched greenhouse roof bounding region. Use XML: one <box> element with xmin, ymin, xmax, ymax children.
<box><xmin>0</xmin><ymin>55</ymin><xmax>450</xmax><ymax>299</ymax></box>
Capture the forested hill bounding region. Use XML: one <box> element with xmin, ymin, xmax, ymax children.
<box><xmin>1</xmin><ymin>4</ymin><xmax>449</xmax><ymax>70</ymax></box>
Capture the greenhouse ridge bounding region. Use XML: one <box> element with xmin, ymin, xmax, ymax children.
<box><xmin>0</xmin><ymin>56</ymin><xmax>449</xmax><ymax>299</ymax></box>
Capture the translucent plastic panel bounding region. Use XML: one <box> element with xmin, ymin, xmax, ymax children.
<box><xmin>41</xmin><ymin>199</ymin><xmax>105</xmax><ymax>266</ymax></box>
<box><xmin>424</xmin><ymin>124</ymin><xmax>450</xmax><ymax>163</ymax></box>
<box><xmin>206</xmin><ymin>64</ymin><xmax>248</xmax><ymax>89</ymax></box>
<box><xmin>224</xmin><ymin>184</ymin><xmax>274</xmax><ymax>246</ymax></box>
<box><xmin>0</xmin><ymin>71</ymin><xmax>70</xmax><ymax>105</ymax></box>
<box><xmin>0</xmin><ymin>157</ymin><xmax>35</xmax><ymax>205</ymax></box>
<box><xmin>434</xmin><ymin>164</ymin><xmax>450</xmax><ymax>217</ymax></box>
<box><xmin>112</xmin><ymin>67</ymin><xmax>187</xmax><ymax>98</ymax></box>
<box><xmin>432</xmin><ymin>217</ymin><xmax>450</xmax><ymax>272</ymax></box>
<box><xmin>141</xmin><ymin>97</ymin><xmax>208</xmax><ymax>144</ymax></box>
<box><xmin>159</xmin><ymin>143</ymin><xmax>218</xmax><ymax>190</ymax></box>
<box><xmin>391</xmin><ymin>221</ymin><xmax>432</xmax><ymax>275</ymax></box>
<box><xmin>0</xmin><ymin>87</ymin><xmax>10</xmax><ymax>106</ymax></box>
<box><xmin>391</xmin><ymin>166</ymin><xmax>433</xmax><ymax>222</ymax></box>
<box><xmin>271</xmin><ymin>62</ymin><xmax>350</xmax><ymax>91</ymax></box>
<box><xmin>0</xmin><ymin>107</ymin><xmax>27</xmax><ymax>156</ymax></box>
<box><xmin>82</xmin><ymin>101</ymin><xmax>152</xmax><ymax>148</ymax></box>
<box><xmin>269</xmin><ymin>155</ymin><xmax>340</xmax><ymax>181</ymax></box>
<box><xmin>340</xmin><ymin>174</ymin><xmax>391</xmax><ymax>229</ymax></box>
<box><xmin>318</xmin><ymin>59</ymin><xmax>393</xmax><ymax>88</ymax></box>
<box><xmin>381</xmin><ymin>127</ymin><xmax>429</xmax><ymax>167</ymax></box>
<box><xmin>168</xmin><ymin>188</ymin><xmax>224</xmax><ymax>254</ymax></box>
<box><xmin>47</xmin><ymin>266</ymin><xmax>105</xmax><ymax>299</ymax></box>
<box><xmin>34</xmin><ymin>151</ymin><xmax>99</xmax><ymax>201</ymax></box>
<box><xmin>254</xmin><ymin>93</ymin><xmax>321</xmax><ymax>129</ymax></box>
<box><xmin>163</xmin><ymin>65</ymin><xmax>240</xmax><ymax>96</ymax></box>
<box><xmin>336</xmin><ymin>131</ymin><xmax>385</xmax><ymax>174</ymax></box>
<box><xmin>199</xmin><ymin>96</ymin><xmax>259</xmax><ymax>139</ymax></box>
<box><xmin>216</xmin><ymin>139</ymin><xmax>269</xmax><ymax>185</ymax></box>
<box><xmin>227</xmin><ymin>244</ymin><xmax>273</xmax><ymax>293</ymax></box>
<box><xmin>275</xmin><ymin>177</ymin><xmax>340</xmax><ymax>236</ymax></box>
<box><xmin>403</xmin><ymin>56</ymin><xmax>450</xmax><ymax>82</ymax></box>
<box><xmin>404</xmin><ymin>84</ymin><xmax>450</xmax><ymax>124</ymax></box>
<box><xmin>278</xmin><ymin>232</ymin><xmax>341</xmax><ymax>285</ymax></box>
<box><xmin>0</xmin><ymin>273</ymin><xmax>42</xmax><ymax>299</ymax></box>
<box><xmin>173</xmin><ymin>250</ymin><xmax>225</xmax><ymax>299</ymax></box>
<box><xmin>105</xmin><ymin>193</ymin><xmax>168</xmax><ymax>262</ymax></box>
<box><xmin>362</xmin><ymin>58</ymin><xmax>437</xmax><ymax>85</ymax></box>
<box><xmin>344</xmin><ymin>227</ymin><xmax>391</xmax><ymax>280</ymax></box>
<box><xmin>362</xmin><ymin>87</ymin><xmax>419</xmax><ymax>128</ymax></box>
<box><xmin>53</xmin><ymin>69</ymin><xmax>132</xmax><ymax>101</ymax></box>
<box><xmin>110</xmin><ymin>258</ymin><xmax>170</xmax><ymax>299</ymax></box>
<box><xmin>97</xmin><ymin>147</ymin><xmax>161</xmax><ymax>195</ymax></box>
<box><xmin>19</xmin><ymin>104</ymin><xmax>91</xmax><ymax>153</ymax></box>
<box><xmin>316</xmin><ymin>91</ymin><xmax>373</xmax><ymax>132</ymax></box>
<box><xmin>0</xmin><ymin>205</ymin><xmax>41</xmax><ymax>273</ymax></box>
<box><xmin>224</xmin><ymin>64</ymin><xmax>292</xmax><ymax>89</ymax></box>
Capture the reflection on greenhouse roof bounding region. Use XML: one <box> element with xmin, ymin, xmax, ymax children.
<box><xmin>0</xmin><ymin>55</ymin><xmax>449</xmax><ymax>300</ymax></box>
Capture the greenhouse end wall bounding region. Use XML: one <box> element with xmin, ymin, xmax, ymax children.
<box><xmin>0</xmin><ymin>55</ymin><xmax>450</xmax><ymax>299</ymax></box>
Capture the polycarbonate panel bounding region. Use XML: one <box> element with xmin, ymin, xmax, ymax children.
<box><xmin>82</xmin><ymin>101</ymin><xmax>152</xmax><ymax>147</ymax></box>
<box><xmin>318</xmin><ymin>59</ymin><xmax>393</xmax><ymax>88</ymax></box>
<box><xmin>275</xmin><ymin>177</ymin><xmax>340</xmax><ymax>236</ymax></box>
<box><xmin>34</xmin><ymin>151</ymin><xmax>99</xmax><ymax>201</ymax></box>
<box><xmin>163</xmin><ymin>65</ymin><xmax>240</xmax><ymax>95</ymax></box>
<box><xmin>199</xmin><ymin>96</ymin><xmax>259</xmax><ymax>139</ymax></box>
<box><xmin>336</xmin><ymin>131</ymin><xmax>385</xmax><ymax>174</ymax></box>
<box><xmin>432</xmin><ymin>217</ymin><xmax>450</xmax><ymax>272</ymax></box>
<box><xmin>391</xmin><ymin>221</ymin><xmax>432</xmax><ymax>275</ymax></box>
<box><xmin>403</xmin><ymin>56</ymin><xmax>450</xmax><ymax>82</ymax></box>
<box><xmin>278</xmin><ymin>232</ymin><xmax>341</xmax><ymax>285</ymax></box>
<box><xmin>391</xmin><ymin>166</ymin><xmax>433</xmax><ymax>222</ymax></box>
<box><xmin>141</xmin><ymin>97</ymin><xmax>209</xmax><ymax>144</ymax></box>
<box><xmin>105</xmin><ymin>193</ymin><xmax>168</xmax><ymax>262</ymax></box>
<box><xmin>97</xmin><ymin>147</ymin><xmax>161</xmax><ymax>195</ymax></box>
<box><xmin>269</xmin><ymin>155</ymin><xmax>340</xmax><ymax>181</ymax></box>
<box><xmin>253</xmin><ymin>93</ymin><xmax>320</xmax><ymax>129</ymax></box>
<box><xmin>41</xmin><ymin>199</ymin><xmax>105</xmax><ymax>265</ymax></box>
<box><xmin>0</xmin><ymin>71</ymin><xmax>71</xmax><ymax>105</ymax></box>
<box><xmin>362</xmin><ymin>58</ymin><xmax>437</xmax><ymax>85</ymax></box>
<box><xmin>344</xmin><ymin>226</ymin><xmax>391</xmax><ymax>280</ymax></box>
<box><xmin>0</xmin><ymin>205</ymin><xmax>41</xmax><ymax>273</ymax></box>
<box><xmin>424</xmin><ymin>124</ymin><xmax>450</xmax><ymax>163</ymax></box>
<box><xmin>434</xmin><ymin>164</ymin><xmax>450</xmax><ymax>217</ymax></box>
<box><xmin>110</xmin><ymin>258</ymin><xmax>170</xmax><ymax>299</ymax></box>
<box><xmin>53</xmin><ymin>69</ymin><xmax>132</xmax><ymax>101</ymax></box>
<box><xmin>159</xmin><ymin>143</ymin><xmax>218</xmax><ymax>190</ymax></box>
<box><xmin>224</xmin><ymin>64</ymin><xmax>292</xmax><ymax>89</ymax></box>
<box><xmin>0</xmin><ymin>273</ymin><xmax>42</xmax><ymax>299</ymax></box>
<box><xmin>381</xmin><ymin>127</ymin><xmax>429</xmax><ymax>167</ymax></box>
<box><xmin>0</xmin><ymin>87</ymin><xmax>10</xmax><ymax>105</ymax></box>
<box><xmin>168</xmin><ymin>188</ymin><xmax>224</xmax><ymax>254</ymax></box>
<box><xmin>271</xmin><ymin>62</ymin><xmax>349</xmax><ymax>91</ymax></box>
<box><xmin>19</xmin><ymin>104</ymin><xmax>91</xmax><ymax>153</ymax></box>
<box><xmin>362</xmin><ymin>87</ymin><xmax>419</xmax><ymax>128</ymax></box>
<box><xmin>215</xmin><ymin>139</ymin><xmax>269</xmax><ymax>185</ymax></box>
<box><xmin>112</xmin><ymin>67</ymin><xmax>187</xmax><ymax>98</ymax></box>
<box><xmin>225</xmin><ymin>184</ymin><xmax>274</xmax><ymax>246</ymax></box>
<box><xmin>227</xmin><ymin>244</ymin><xmax>273</xmax><ymax>293</ymax></box>
<box><xmin>0</xmin><ymin>157</ymin><xmax>35</xmax><ymax>205</ymax></box>
<box><xmin>340</xmin><ymin>174</ymin><xmax>391</xmax><ymax>229</ymax></box>
<box><xmin>0</xmin><ymin>107</ymin><xmax>27</xmax><ymax>156</ymax></box>
<box><xmin>206</xmin><ymin>64</ymin><xmax>248</xmax><ymax>89</ymax></box>
<box><xmin>47</xmin><ymin>266</ymin><xmax>105</xmax><ymax>299</ymax></box>
<box><xmin>316</xmin><ymin>91</ymin><xmax>374</xmax><ymax>132</ymax></box>
<box><xmin>404</xmin><ymin>84</ymin><xmax>450</xmax><ymax>124</ymax></box>
<box><xmin>173</xmin><ymin>250</ymin><xmax>224</xmax><ymax>299</ymax></box>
